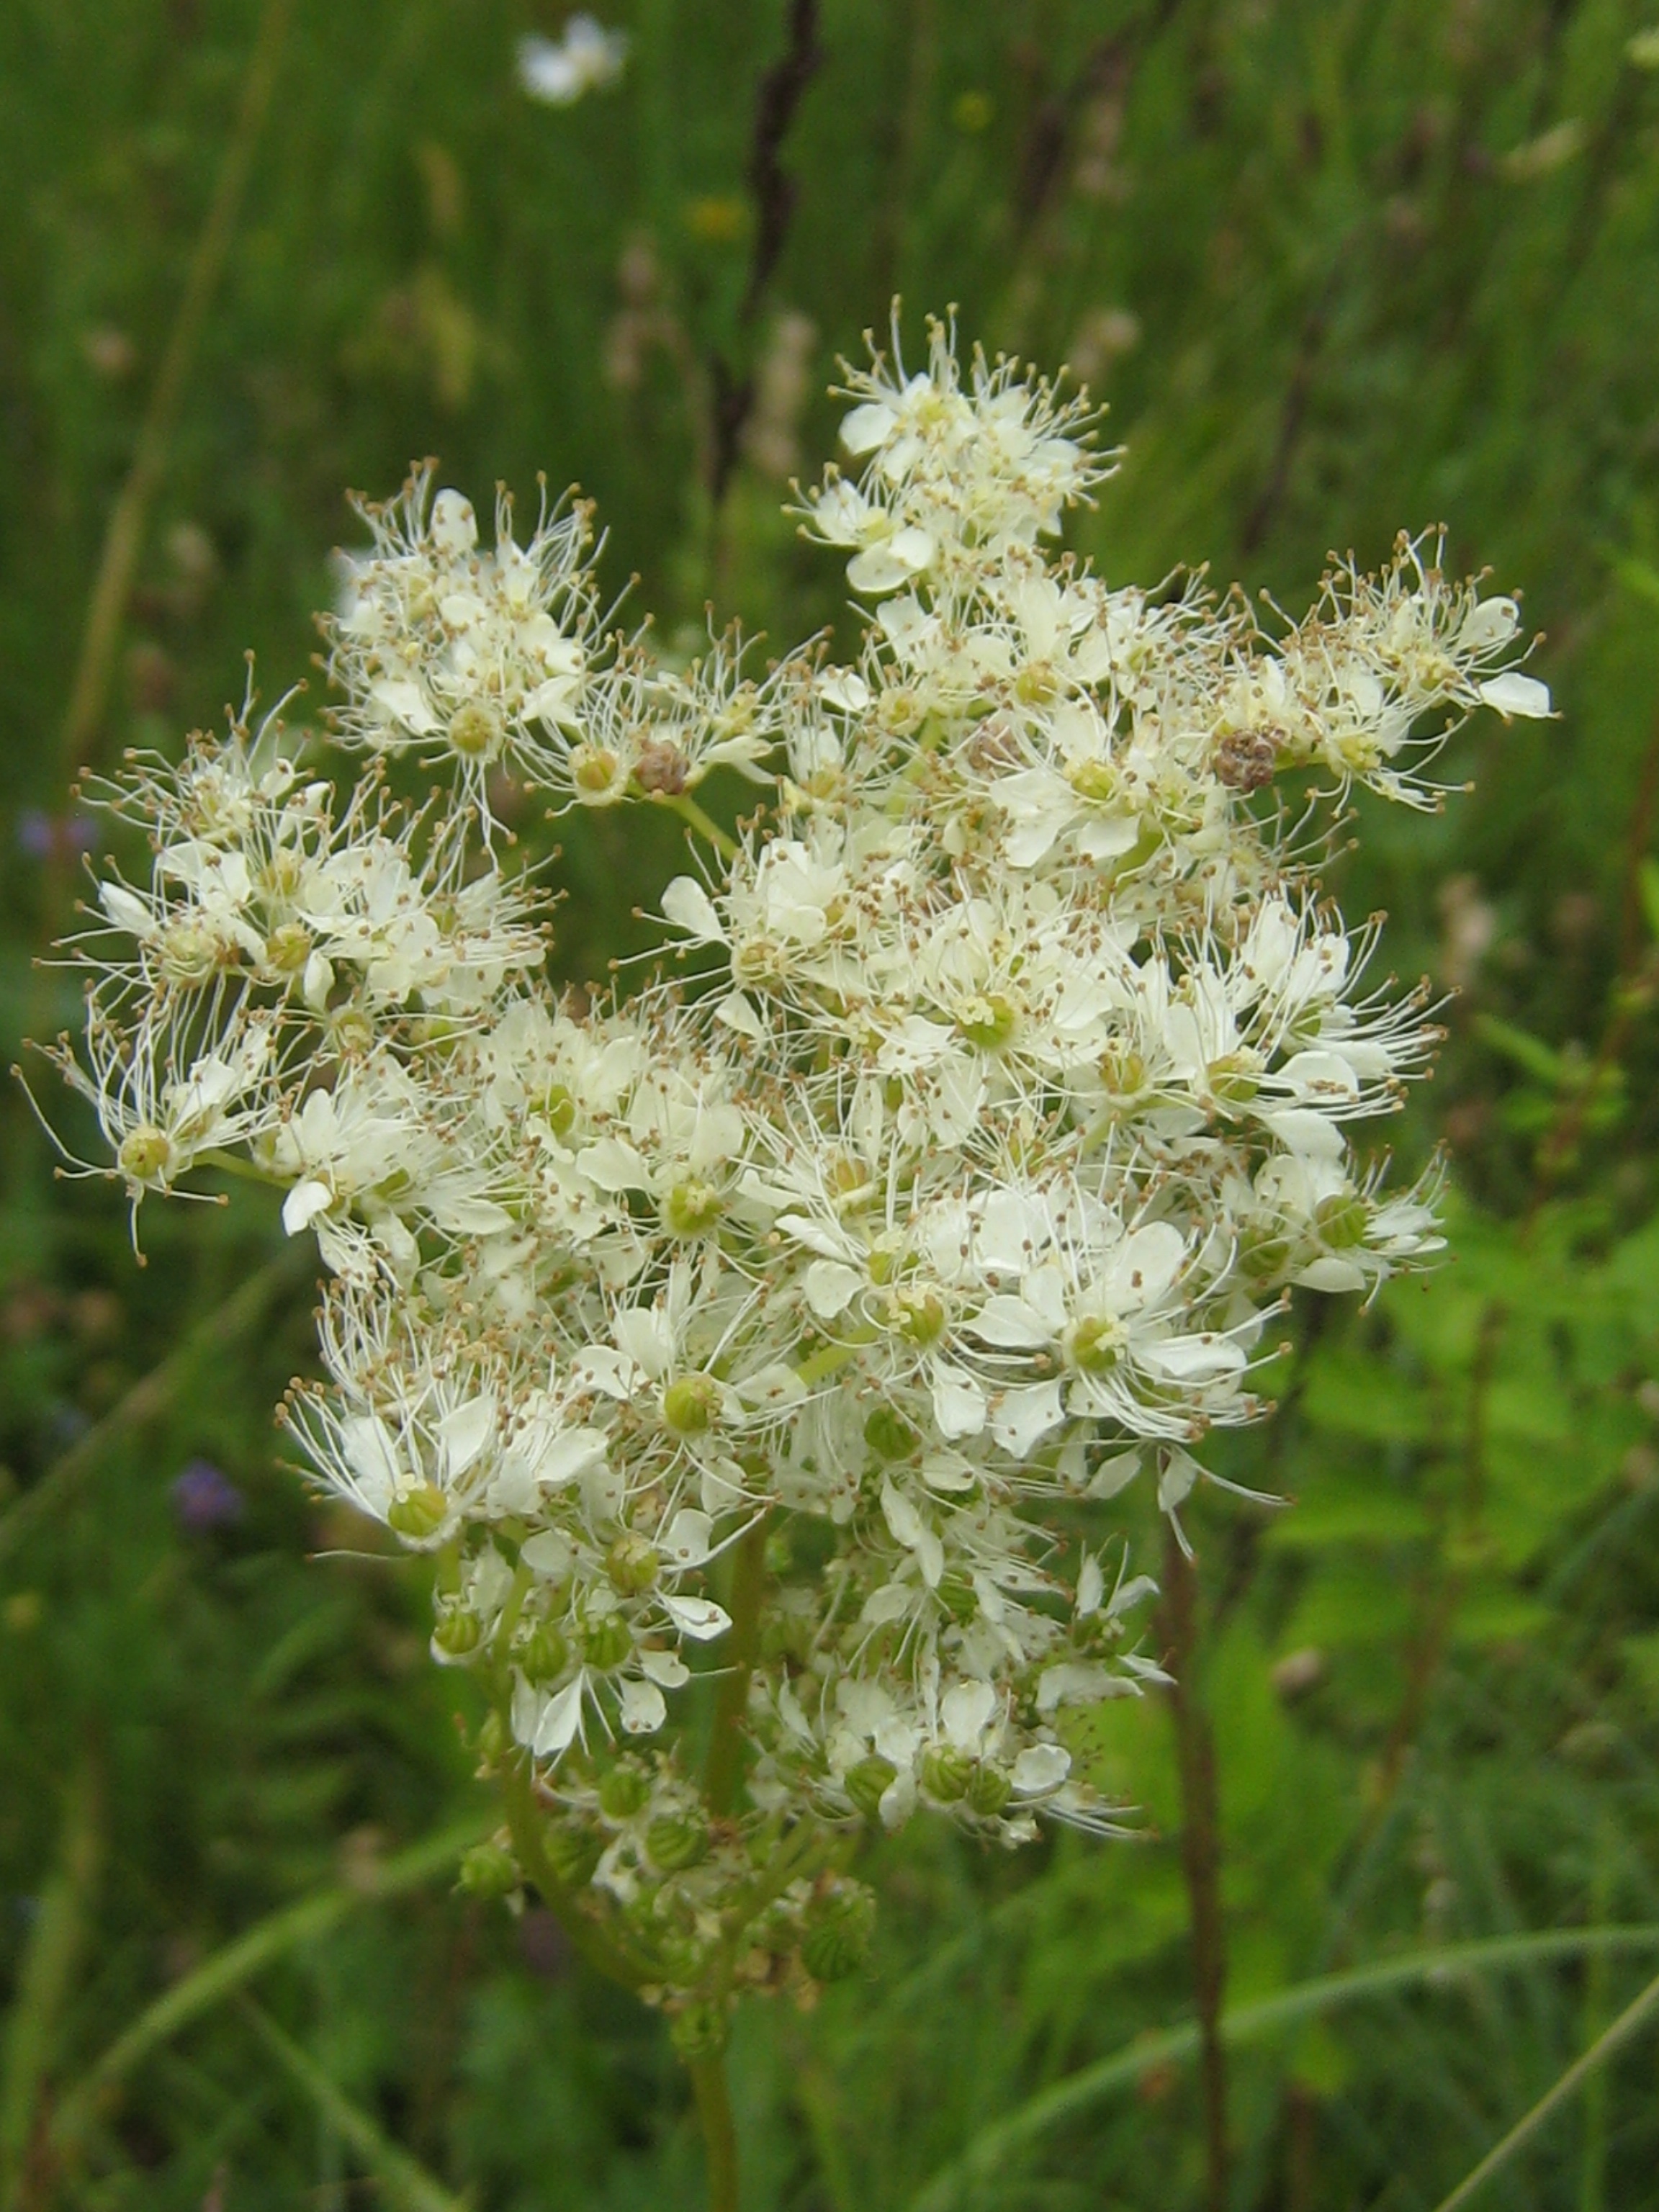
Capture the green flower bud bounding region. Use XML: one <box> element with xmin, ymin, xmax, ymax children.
<box><xmin>598</xmin><ymin>1765</ymin><xmax>650</xmax><ymax>1821</ymax></box>
<box><xmin>475</xmin><ymin>1710</ymin><xmax>511</xmax><ymax>1765</ymax></box>
<box><xmin>864</xmin><ymin>1406</ymin><xmax>920</xmax><ymax>1461</ymax></box>
<box><xmin>582</xmin><ymin>1613</ymin><xmax>634</xmax><ymax>1671</ymax></box>
<box><xmin>844</xmin><ymin>1754</ymin><xmax>899</xmax><ymax>1820</ymax></box>
<box><xmin>966</xmin><ymin>1762</ymin><xmax>1013</xmax><ymax>1818</ymax></box>
<box><xmin>458</xmin><ymin>1842</ymin><xmax>519</xmax><ymax>1899</ymax></box>
<box><xmin>647</xmin><ymin>1814</ymin><xmax>710</xmax><ymax>1871</ymax></box>
<box><xmin>544</xmin><ymin>1822</ymin><xmax>603</xmax><ymax>1889</ymax></box>
<box><xmin>606</xmin><ymin>1532</ymin><xmax>660</xmax><ymax>1596</ymax></box>
<box><xmin>387</xmin><ymin>1485</ymin><xmax>449</xmax><ymax>1540</ymax></box>
<box><xmin>432</xmin><ymin>1609</ymin><xmax>482</xmax><ymax>1660</ymax></box>
<box><xmin>921</xmin><ymin>1745</ymin><xmax>973</xmax><ymax>1802</ymax></box>
<box><xmin>662</xmin><ymin>1375</ymin><xmax>721</xmax><ymax>1435</ymax></box>
<box><xmin>801</xmin><ymin>1884</ymin><xmax>876</xmax><ymax>1982</ymax></box>
<box><xmin>518</xmin><ymin>1619</ymin><xmax>570</xmax><ymax>1681</ymax></box>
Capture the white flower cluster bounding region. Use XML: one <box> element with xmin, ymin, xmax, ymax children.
<box><xmin>38</xmin><ymin>316</ymin><xmax>1548</xmax><ymax>2006</ymax></box>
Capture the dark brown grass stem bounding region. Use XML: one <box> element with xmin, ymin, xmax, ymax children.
<box><xmin>1159</xmin><ymin>1519</ymin><xmax>1228</xmax><ymax>2212</ymax></box>
<box><xmin>708</xmin><ymin>0</ymin><xmax>822</xmax><ymax>505</ymax></box>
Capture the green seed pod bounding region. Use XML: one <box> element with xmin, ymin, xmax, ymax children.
<box><xmin>537</xmin><ymin>1083</ymin><xmax>577</xmax><ymax>1138</ymax></box>
<box><xmin>662</xmin><ymin>1374</ymin><xmax>721</xmax><ymax>1434</ymax></box>
<box><xmin>891</xmin><ymin>1287</ymin><xmax>947</xmax><ymax>1348</ymax></box>
<box><xmin>387</xmin><ymin>1485</ymin><xmax>449</xmax><ymax>1540</ymax></box>
<box><xmin>1239</xmin><ymin>1233</ymin><xmax>1290</xmax><ymax>1282</ymax></box>
<box><xmin>966</xmin><ymin>1762</ymin><xmax>1013</xmax><ymax>1818</ymax></box>
<box><xmin>544</xmin><ymin>1822</ymin><xmax>603</xmax><ymax>1889</ymax></box>
<box><xmin>864</xmin><ymin>1406</ymin><xmax>920</xmax><ymax>1461</ymax></box>
<box><xmin>432</xmin><ymin>1609</ymin><xmax>482</xmax><ymax>1660</ymax></box>
<box><xmin>801</xmin><ymin>1884</ymin><xmax>876</xmax><ymax>1982</ymax></box>
<box><xmin>475</xmin><ymin>1710</ymin><xmax>511</xmax><ymax>1765</ymax></box>
<box><xmin>598</xmin><ymin>1765</ymin><xmax>650</xmax><ymax>1821</ymax></box>
<box><xmin>656</xmin><ymin>1933</ymin><xmax>706</xmax><ymax>1987</ymax></box>
<box><xmin>582</xmin><ymin>1613</ymin><xmax>634</xmax><ymax>1671</ymax></box>
<box><xmin>606</xmin><ymin>1532</ymin><xmax>660</xmax><ymax>1596</ymax></box>
<box><xmin>1314</xmin><ymin>1191</ymin><xmax>1370</xmax><ymax>1249</ymax></box>
<box><xmin>1205</xmin><ymin>1051</ymin><xmax>1262</xmax><ymax>1108</ymax></box>
<box><xmin>264</xmin><ymin>921</ymin><xmax>313</xmax><ymax>974</ymax></box>
<box><xmin>844</xmin><ymin>1754</ymin><xmax>899</xmax><ymax>1820</ymax></box>
<box><xmin>921</xmin><ymin>1745</ymin><xmax>973</xmax><ymax>1802</ymax></box>
<box><xmin>448</xmin><ymin>700</ymin><xmax>503</xmax><ymax>760</ymax></box>
<box><xmin>663</xmin><ymin>1177</ymin><xmax>723</xmax><ymax>1236</ymax></box>
<box><xmin>1066</xmin><ymin>1314</ymin><xmax>1124</xmax><ymax>1376</ymax></box>
<box><xmin>956</xmin><ymin>993</ymin><xmax>1020</xmax><ymax>1051</ymax></box>
<box><xmin>117</xmin><ymin>1126</ymin><xmax>174</xmax><ymax>1184</ymax></box>
<box><xmin>518</xmin><ymin>1619</ymin><xmax>570</xmax><ymax>1682</ymax></box>
<box><xmin>647</xmin><ymin>1814</ymin><xmax>710</xmax><ymax>1871</ymax></box>
<box><xmin>457</xmin><ymin>1841</ymin><xmax>518</xmax><ymax>1899</ymax></box>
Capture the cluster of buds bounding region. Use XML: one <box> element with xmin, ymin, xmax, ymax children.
<box><xmin>34</xmin><ymin>314</ymin><xmax>1548</xmax><ymax>2026</ymax></box>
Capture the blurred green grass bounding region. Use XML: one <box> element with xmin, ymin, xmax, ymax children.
<box><xmin>8</xmin><ymin>1</ymin><xmax>1659</xmax><ymax>2206</ymax></box>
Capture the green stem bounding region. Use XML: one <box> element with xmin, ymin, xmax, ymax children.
<box><xmin>705</xmin><ymin>1520</ymin><xmax>768</xmax><ymax>1817</ymax></box>
<box><xmin>688</xmin><ymin>2046</ymin><xmax>741</xmax><ymax>2212</ymax></box>
<box><xmin>496</xmin><ymin>1752</ymin><xmax>650</xmax><ymax>1990</ymax></box>
<box><xmin>659</xmin><ymin>792</ymin><xmax>740</xmax><ymax>862</ymax></box>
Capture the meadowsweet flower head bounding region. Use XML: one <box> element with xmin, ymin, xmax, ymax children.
<box><xmin>32</xmin><ymin>314</ymin><xmax>1547</xmax><ymax>2025</ymax></box>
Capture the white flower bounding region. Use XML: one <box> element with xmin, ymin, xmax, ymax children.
<box><xmin>517</xmin><ymin>18</ymin><xmax>628</xmax><ymax>106</ymax></box>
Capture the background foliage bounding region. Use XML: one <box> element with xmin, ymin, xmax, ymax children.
<box><xmin>7</xmin><ymin>1</ymin><xmax>1659</xmax><ymax>2205</ymax></box>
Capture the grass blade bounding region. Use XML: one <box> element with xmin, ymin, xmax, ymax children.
<box><xmin>240</xmin><ymin>1999</ymin><xmax>467</xmax><ymax>2212</ymax></box>
<box><xmin>905</xmin><ymin>1925</ymin><xmax>1659</xmax><ymax>2212</ymax></box>
<box><xmin>1429</xmin><ymin>1962</ymin><xmax>1659</xmax><ymax>2212</ymax></box>
<box><xmin>49</xmin><ymin>1814</ymin><xmax>487</xmax><ymax>2157</ymax></box>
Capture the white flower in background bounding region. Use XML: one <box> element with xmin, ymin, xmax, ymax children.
<box><xmin>517</xmin><ymin>17</ymin><xmax>628</xmax><ymax>107</ymax></box>
<box><xmin>37</xmin><ymin>311</ymin><xmax>1541</xmax><ymax>1998</ymax></box>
